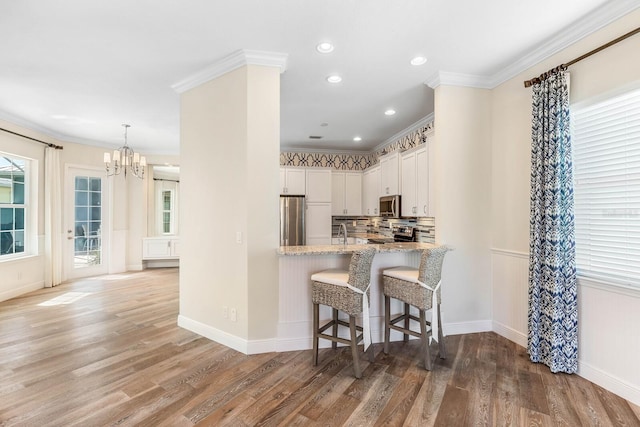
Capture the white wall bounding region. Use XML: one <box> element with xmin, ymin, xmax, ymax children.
<box><xmin>433</xmin><ymin>85</ymin><xmax>493</xmax><ymax>331</ymax></box>
<box><xmin>0</xmin><ymin>119</ymin><xmax>159</xmax><ymax>301</ymax></box>
<box><xmin>490</xmin><ymin>8</ymin><xmax>640</xmax><ymax>405</ymax></box>
<box><xmin>178</xmin><ymin>64</ymin><xmax>280</xmax><ymax>351</ymax></box>
<box><xmin>0</xmin><ymin>120</ymin><xmax>46</xmax><ymax>301</ymax></box>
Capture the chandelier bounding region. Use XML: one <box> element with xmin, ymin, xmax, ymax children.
<box><xmin>103</xmin><ymin>124</ymin><xmax>146</xmax><ymax>179</ymax></box>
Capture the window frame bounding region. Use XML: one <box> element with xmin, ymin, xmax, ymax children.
<box><xmin>0</xmin><ymin>152</ymin><xmax>32</xmax><ymax>260</ymax></box>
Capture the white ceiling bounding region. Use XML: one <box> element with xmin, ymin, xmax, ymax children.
<box><xmin>0</xmin><ymin>0</ymin><xmax>636</xmax><ymax>154</ymax></box>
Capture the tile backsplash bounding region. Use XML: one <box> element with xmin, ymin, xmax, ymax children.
<box><xmin>331</xmin><ymin>216</ymin><xmax>435</xmax><ymax>243</ymax></box>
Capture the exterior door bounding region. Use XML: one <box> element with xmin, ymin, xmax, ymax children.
<box><xmin>65</xmin><ymin>166</ymin><xmax>109</xmax><ymax>279</ymax></box>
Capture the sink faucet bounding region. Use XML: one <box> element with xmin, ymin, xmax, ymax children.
<box><xmin>338</xmin><ymin>223</ymin><xmax>348</xmax><ymax>247</ymax></box>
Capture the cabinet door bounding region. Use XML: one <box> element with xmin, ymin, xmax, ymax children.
<box><xmin>306</xmin><ymin>203</ymin><xmax>332</xmax><ymax>244</ymax></box>
<box><xmin>285</xmin><ymin>168</ymin><xmax>306</xmax><ymax>195</ymax></box>
<box><xmin>344</xmin><ymin>173</ymin><xmax>362</xmax><ymax>216</ymax></box>
<box><xmin>170</xmin><ymin>239</ymin><xmax>181</xmax><ymax>257</ymax></box>
<box><xmin>362</xmin><ymin>170</ymin><xmax>372</xmax><ymax>215</ymax></box>
<box><xmin>416</xmin><ymin>147</ymin><xmax>429</xmax><ymax>217</ymax></box>
<box><xmin>279</xmin><ymin>168</ymin><xmax>286</xmax><ymax>194</ymax></box>
<box><xmin>306</xmin><ymin>169</ymin><xmax>332</xmax><ymax>202</ymax></box>
<box><xmin>331</xmin><ymin>172</ymin><xmax>346</xmax><ymax>215</ymax></box>
<box><xmin>143</xmin><ymin>238</ymin><xmax>172</xmax><ymax>259</ymax></box>
<box><xmin>370</xmin><ymin>167</ymin><xmax>380</xmax><ymax>215</ymax></box>
<box><xmin>379</xmin><ymin>152</ymin><xmax>399</xmax><ymax>195</ymax></box>
<box><xmin>401</xmin><ymin>151</ymin><xmax>417</xmax><ymax>216</ymax></box>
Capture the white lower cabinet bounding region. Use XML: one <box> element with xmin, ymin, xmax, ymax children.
<box><xmin>142</xmin><ymin>237</ymin><xmax>180</xmax><ymax>259</ymax></box>
<box><xmin>306</xmin><ymin>203</ymin><xmax>332</xmax><ymax>245</ymax></box>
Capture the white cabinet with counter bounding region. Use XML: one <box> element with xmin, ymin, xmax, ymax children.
<box><xmin>362</xmin><ymin>166</ymin><xmax>380</xmax><ymax>216</ymax></box>
<box><xmin>379</xmin><ymin>151</ymin><xmax>400</xmax><ymax>196</ymax></box>
<box><xmin>331</xmin><ymin>171</ymin><xmax>362</xmax><ymax>216</ymax></box>
<box><xmin>143</xmin><ymin>237</ymin><xmax>180</xmax><ymax>262</ymax></box>
<box><xmin>279</xmin><ymin>167</ymin><xmax>306</xmax><ymax>195</ymax></box>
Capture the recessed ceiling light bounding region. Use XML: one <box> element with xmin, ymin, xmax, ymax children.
<box><xmin>316</xmin><ymin>42</ymin><xmax>334</xmax><ymax>54</ymax></box>
<box><xmin>384</xmin><ymin>109</ymin><xmax>396</xmax><ymax>116</ymax></box>
<box><xmin>353</xmin><ymin>136</ymin><xmax>362</xmax><ymax>142</ymax></box>
<box><xmin>410</xmin><ymin>56</ymin><xmax>427</xmax><ymax>66</ymax></box>
<box><xmin>320</xmin><ymin>122</ymin><xmax>329</xmax><ymax>127</ymax></box>
<box><xmin>309</xmin><ymin>135</ymin><xmax>323</xmax><ymax>139</ymax></box>
<box><xmin>327</xmin><ymin>75</ymin><xmax>342</xmax><ymax>83</ymax></box>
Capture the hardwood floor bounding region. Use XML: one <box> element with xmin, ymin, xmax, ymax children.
<box><xmin>1</xmin><ymin>268</ymin><xmax>639</xmax><ymax>426</ymax></box>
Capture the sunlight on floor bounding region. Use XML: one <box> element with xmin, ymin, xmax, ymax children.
<box><xmin>37</xmin><ymin>291</ymin><xmax>91</xmax><ymax>307</ymax></box>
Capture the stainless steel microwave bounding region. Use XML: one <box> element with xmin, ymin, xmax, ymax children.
<box><xmin>379</xmin><ymin>195</ymin><xmax>400</xmax><ymax>217</ymax></box>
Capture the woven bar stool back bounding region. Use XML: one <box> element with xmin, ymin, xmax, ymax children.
<box><xmin>382</xmin><ymin>246</ymin><xmax>450</xmax><ymax>370</ymax></box>
<box><xmin>311</xmin><ymin>247</ymin><xmax>376</xmax><ymax>378</ymax></box>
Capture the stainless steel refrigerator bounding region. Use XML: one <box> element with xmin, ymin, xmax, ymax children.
<box><xmin>279</xmin><ymin>195</ymin><xmax>305</xmax><ymax>246</ymax></box>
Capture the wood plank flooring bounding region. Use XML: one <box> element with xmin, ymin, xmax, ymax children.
<box><xmin>1</xmin><ymin>268</ymin><xmax>639</xmax><ymax>426</ymax></box>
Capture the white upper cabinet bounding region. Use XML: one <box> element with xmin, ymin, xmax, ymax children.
<box><xmin>280</xmin><ymin>167</ymin><xmax>306</xmax><ymax>195</ymax></box>
<box><xmin>305</xmin><ymin>169</ymin><xmax>332</xmax><ymax>203</ymax></box>
<box><xmin>331</xmin><ymin>172</ymin><xmax>362</xmax><ymax>216</ymax></box>
<box><xmin>362</xmin><ymin>166</ymin><xmax>380</xmax><ymax>216</ymax></box>
<box><xmin>401</xmin><ymin>150</ymin><xmax>418</xmax><ymax>216</ymax></box>
<box><xmin>379</xmin><ymin>151</ymin><xmax>400</xmax><ymax>196</ymax></box>
<box><xmin>416</xmin><ymin>147</ymin><xmax>430</xmax><ymax>216</ymax></box>
<box><xmin>400</xmin><ymin>132</ymin><xmax>435</xmax><ymax>217</ymax></box>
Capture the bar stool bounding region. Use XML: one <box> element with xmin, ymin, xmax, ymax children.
<box><xmin>311</xmin><ymin>247</ymin><xmax>376</xmax><ymax>378</ymax></box>
<box><xmin>382</xmin><ymin>246</ymin><xmax>450</xmax><ymax>370</ymax></box>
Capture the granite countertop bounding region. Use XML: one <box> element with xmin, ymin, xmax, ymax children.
<box><xmin>277</xmin><ymin>242</ymin><xmax>437</xmax><ymax>256</ymax></box>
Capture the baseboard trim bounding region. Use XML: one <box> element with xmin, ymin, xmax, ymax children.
<box><xmin>178</xmin><ymin>315</ymin><xmax>249</xmax><ymax>354</ymax></box>
<box><xmin>579</xmin><ymin>360</ymin><xmax>640</xmax><ymax>406</ymax></box>
<box><xmin>492</xmin><ymin>321</ymin><xmax>527</xmax><ymax>347</ymax></box>
<box><xmin>177</xmin><ymin>315</ymin><xmax>278</xmax><ymax>355</ymax></box>
<box><xmin>127</xmin><ymin>264</ymin><xmax>144</xmax><ymax>272</ymax></box>
<box><xmin>0</xmin><ymin>280</ymin><xmax>44</xmax><ymax>303</ymax></box>
<box><xmin>275</xmin><ymin>319</ymin><xmax>493</xmax><ymax>353</ymax></box>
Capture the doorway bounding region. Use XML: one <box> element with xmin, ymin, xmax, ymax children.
<box><xmin>65</xmin><ymin>166</ymin><xmax>109</xmax><ymax>279</ymax></box>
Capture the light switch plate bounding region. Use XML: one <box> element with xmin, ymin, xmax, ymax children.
<box><xmin>236</xmin><ymin>231</ymin><xmax>242</xmax><ymax>244</ymax></box>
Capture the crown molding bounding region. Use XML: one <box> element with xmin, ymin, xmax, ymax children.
<box><xmin>425</xmin><ymin>71</ymin><xmax>493</xmax><ymax>89</ymax></box>
<box><xmin>0</xmin><ymin>110</ymin><xmax>70</xmax><ymax>144</ymax></box>
<box><xmin>426</xmin><ymin>0</ymin><xmax>640</xmax><ymax>90</ymax></box>
<box><xmin>171</xmin><ymin>49</ymin><xmax>289</xmax><ymax>94</ymax></box>
<box><xmin>372</xmin><ymin>112</ymin><xmax>434</xmax><ymax>153</ymax></box>
<box><xmin>488</xmin><ymin>0</ymin><xmax>640</xmax><ymax>88</ymax></box>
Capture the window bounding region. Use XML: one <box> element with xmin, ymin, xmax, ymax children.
<box><xmin>0</xmin><ymin>154</ymin><xmax>28</xmax><ymax>257</ymax></box>
<box><xmin>162</xmin><ymin>189</ymin><xmax>173</xmax><ymax>234</ymax></box>
<box><xmin>572</xmin><ymin>87</ymin><xmax>640</xmax><ymax>288</ymax></box>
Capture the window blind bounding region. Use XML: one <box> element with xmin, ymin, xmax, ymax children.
<box><xmin>572</xmin><ymin>88</ymin><xmax>640</xmax><ymax>288</ymax></box>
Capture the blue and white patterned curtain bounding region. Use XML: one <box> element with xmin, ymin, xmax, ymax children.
<box><xmin>528</xmin><ymin>67</ymin><xmax>578</xmax><ymax>374</ymax></box>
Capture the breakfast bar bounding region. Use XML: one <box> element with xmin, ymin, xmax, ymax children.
<box><xmin>276</xmin><ymin>242</ymin><xmax>437</xmax><ymax>352</ymax></box>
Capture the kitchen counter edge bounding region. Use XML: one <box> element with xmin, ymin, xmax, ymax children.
<box><xmin>277</xmin><ymin>242</ymin><xmax>437</xmax><ymax>256</ymax></box>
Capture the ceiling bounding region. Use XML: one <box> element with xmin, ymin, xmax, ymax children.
<box><xmin>0</xmin><ymin>0</ymin><xmax>636</xmax><ymax>155</ymax></box>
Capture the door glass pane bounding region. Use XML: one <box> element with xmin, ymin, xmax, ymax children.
<box><xmin>90</xmin><ymin>178</ymin><xmax>101</xmax><ymax>191</ymax></box>
<box><xmin>74</xmin><ymin>176</ymin><xmax>102</xmax><ymax>269</ymax></box>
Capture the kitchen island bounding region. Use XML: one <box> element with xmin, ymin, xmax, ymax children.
<box><xmin>277</xmin><ymin>242</ymin><xmax>438</xmax><ymax>352</ymax></box>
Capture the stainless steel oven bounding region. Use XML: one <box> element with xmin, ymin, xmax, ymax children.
<box><xmin>379</xmin><ymin>195</ymin><xmax>400</xmax><ymax>218</ymax></box>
